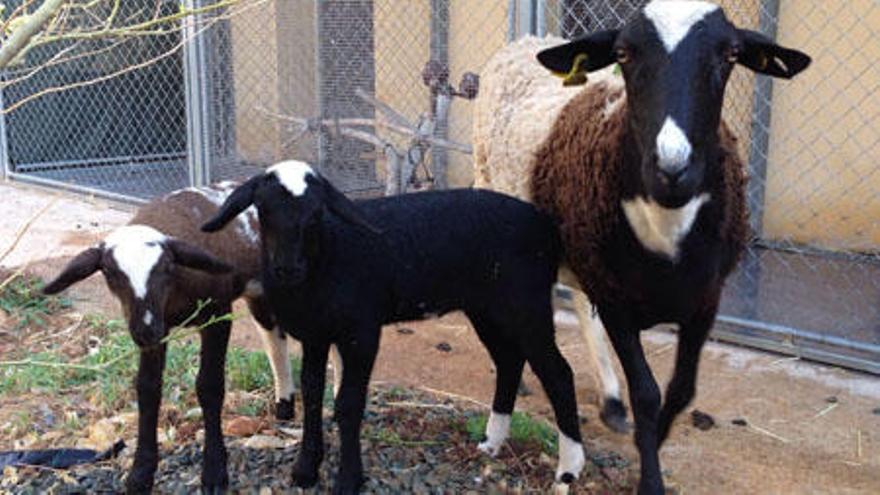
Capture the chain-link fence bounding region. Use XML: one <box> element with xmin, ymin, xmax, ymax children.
<box><xmin>1</xmin><ymin>0</ymin><xmax>877</xmax><ymax>374</ymax></box>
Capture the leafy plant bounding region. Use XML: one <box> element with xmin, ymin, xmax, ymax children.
<box><xmin>466</xmin><ymin>411</ymin><xmax>558</xmax><ymax>454</ymax></box>
<box><xmin>0</xmin><ymin>275</ymin><xmax>70</xmax><ymax>330</ymax></box>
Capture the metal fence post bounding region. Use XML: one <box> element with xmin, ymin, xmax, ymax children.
<box><xmin>183</xmin><ymin>0</ymin><xmax>211</xmax><ymax>187</ymax></box>
<box><xmin>0</xmin><ymin>88</ymin><xmax>10</xmax><ymax>180</ymax></box>
<box><xmin>746</xmin><ymin>0</ymin><xmax>780</xmax><ymax>237</ymax></box>
<box><xmin>430</xmin><ymin>0</ymin><xmax>449</xmax><ymax>189</ymax></box>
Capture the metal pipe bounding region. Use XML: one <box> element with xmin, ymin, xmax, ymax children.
<box><xmin>0</xmin><ymin>85</ymin><xmax>10</xmax><ymax>180</ymax></box>
<box><xmin>14</xmin><ymin>152</ymin><xmax>186</xmax><ymax>173</ymax></box>
<box><xmin>716</xmin><ymin>314</ymin><xmax>880</xmax><ymax>355</ymax></box>
<box><xmin>7</xmin><ymin>171</ymin><xmax>148</xmax><ymax>205</ymax></box>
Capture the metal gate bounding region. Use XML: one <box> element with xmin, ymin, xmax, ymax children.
<box><xmin>1</xmin><ymin>0</ymin><xmax>877</xmax><ymax>374</ymax></box>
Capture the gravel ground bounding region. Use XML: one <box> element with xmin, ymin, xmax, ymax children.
<box><xmin>0</xmin><ymin>386</ymin><xmax>634</xmax><ymax>494</ymax></box>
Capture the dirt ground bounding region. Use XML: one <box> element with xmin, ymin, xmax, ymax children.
<box><xmin>4</xmin><ymin>181</ymin><xmax>879</xmax><ymax>494</ymax></box>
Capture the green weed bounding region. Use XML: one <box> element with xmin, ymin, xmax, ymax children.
<box><xmin>466</xmin><ymin>411</ymin><xmax>558</xmax><ymax>454</ymax></box>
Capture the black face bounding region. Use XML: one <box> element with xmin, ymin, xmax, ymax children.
<box><xmin>616</xmin><ymin>10</ymin><xmax>738</xmax><ymax>207</ymax></box>
<box><xmin>252</xmin><ymin>179</ymin><xmax>324</xmax><ymax>287</ymax></box>
<box><xmin>535</xmin><ymin>2</ymin><xmax>811</xmax><ymax>209</ymax></box>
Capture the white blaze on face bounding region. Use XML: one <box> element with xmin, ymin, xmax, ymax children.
<box><xmin>622</xmin><ymin>193</ymin><xmax>711</xmax><ymax>259</ymax></box>
<box><xmin>143</xmin><ymin>310</ymin><xmax>154</xmax><ymax>326</ymax></box>
<box><xmin>267</xmin><ymin>160</ymin><xmax>316</xmax><ymax>197</ymax></box>
<box><xmin>656</xmin><ymin>117</ymin><xmax>692</xmax><ymax>174</ymax></box>
<box><xmin>643</xmin><ymin>0</ymin><xmax>720</xmax><ymax>53</ymax></box>
<box><xmin>104</xmin><ymin>225</ymin><xmax>167</xmax><ymax>300</ymax></box>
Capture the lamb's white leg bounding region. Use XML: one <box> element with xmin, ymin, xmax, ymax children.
<box><xmin>478</xmin><ymin>411</ymin><xmax>511</xmax><ymax>457</ymax></box>
<box><xmin>554</xmin><ymin>430</ymin><xmax>586</xmax><ymax>493</ymax></box>
<box><xmin>570</xmin><ymin>289</ymin><xmax>630</xmax><ymax>433</ymax></box>
<box><xmin>256</xmin><ymin>322</ymin><xmax>296</xmax><ymax>420</ymax></box>
<box><xmin>329</xmin><ymin>344</ymin><xmax>343</xmax><ymax>398</ymax></box>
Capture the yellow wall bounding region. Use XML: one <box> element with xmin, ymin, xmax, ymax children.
<box><xmin>762</xmin><ymin>0</ymin><xmax>880</xmax><ymax>251</ymax></box>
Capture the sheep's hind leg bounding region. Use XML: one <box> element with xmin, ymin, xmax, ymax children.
<box><xmin>467</xmin><ymin>310</ymin><xmax>526</xmax><ymax>457</ymax></box>
<box><xmin>197</xmin><ymin>311</ymin><xmax>233</xmax><ymax>492</ymax></box>
<box><xmin>292</xmin><ymin>340</ymin><xmax>330</xmax><ymax>489</ymax></box>
<box><xmin>332</xmin><ymin>331</ymin><xmax>380</xmax><ymax>495</ymax></box>
<box><xmin>125</xmin><ymin>345</ymin><xmax>167</xmax><ymax>495</ymax></box>
<box><xmin>571</xmin><ymin>289</ymin><xmax>629</xmax><ymax>433</ymax></box>
<box><xmin>520</xmin><ymin>336</ymin><xmax>585</xmax><ymax>485</ymax></box>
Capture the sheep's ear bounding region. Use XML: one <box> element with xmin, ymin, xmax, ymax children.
<box><xmin>536</xmin><ymin>30</ymin><xmax>620</xmax><ymax>85</ymax></box>
<box><xmin>43</xmin><ymin>247</ymin><xmax>103</xmax><ymax>295</ymax></box>
<box><xmin>313</xmin><ymin>175</ymin><xmax>382</xmax><ymax>235</ymax></box>
<box><xmin>736</xmin><ymin>29</ymin><xmax>811</xmax><ymax>79</ymax></box>
<box><xmin>201</xmin><ymin>175</ymin><xmax>262</xmax><ymax>233</ymax></box>
<box><xmin>166</xmin><ymin>239</ymin><xmax>233</xmax><ymax>274</ymax></box>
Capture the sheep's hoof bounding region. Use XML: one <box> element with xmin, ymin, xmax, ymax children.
<box><xmin>332</xmin><ymin>474</ymin><xmax>365</xmax><ymax>495</ymax></box>
<box><xmin>292</xmin><ymin>462</ymin><xmax>320</xmax><ymax>489</ymax></box>
<box><xmin>200</xmin><ymin>484</ymin><xmax>228</xmax><ymax>495</ymax></box>
<box><xmin>125</xmin><ymin>461</ymin><xmax>157</xmax><ymax>495</ymax></box>
<box><xmin>275</xmin><ymin>397</ymin><xmax>295</xmax><ymax>421</ymax></box>
<box><xmin>124</xmin><ymin>474</ymin><xmax>154</xmax><ymax>495</ymax></box>
<box><xmin>477</xmin><ymin>439</ymin><xmax>502</xmax><ymax>457</ymax></box>
<box><xmin>600</xmin><ymin>397</ymin><xmax>631</xmax><ymax>434</ymax></box>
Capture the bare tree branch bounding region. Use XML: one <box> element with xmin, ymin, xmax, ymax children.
<box><xmin>0</xmin><ymin>0</ymin><xmax>67</xmax><ymax>68</ymax></box>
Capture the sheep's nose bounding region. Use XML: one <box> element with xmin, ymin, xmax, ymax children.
<box><xmin>658</xmin><ymin>165</ymin><xmax>686</xmax><ymax>186</ymax></box>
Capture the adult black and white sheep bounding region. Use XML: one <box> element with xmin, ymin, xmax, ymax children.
<box><xmin>474</xmin><ymin>1</ymin><xmax>810</xmax><ymax>493</ymax></box>
<box><xmin>42</xmin><ymin>181</ymin><xmax>342</xmax><ymax>493</ymax></box>
<box><xmin>201</xmin><ymin>160</ymin><xmax>586</xmax><ymax>493</ymax></box>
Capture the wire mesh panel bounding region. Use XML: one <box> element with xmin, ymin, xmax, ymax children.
<box><xmin>2</xmin><ymin>0</ymin><xmax>189</xmax><ymax>200</ymax></box>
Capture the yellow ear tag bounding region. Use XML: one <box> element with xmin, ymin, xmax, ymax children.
<box><xmin>758</xmin><ymin>53</ymin><xmax>769</xmax><ymax>70</ymax></box>
<box><xmin>552</xmin><ymin>53</ymin><xmax>590</xmax><ymax>87</ymax></box>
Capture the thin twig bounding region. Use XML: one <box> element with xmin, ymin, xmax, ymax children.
<box><xmin>743</xmin><ymin>416</ymin><xmax>790</xmax><ymax>444</ymax></box>
<box><xmin>416</xmin><ymin>385</ymin><xmax>490</xmax><ymax>409</ymax></box>
<box><xmin>384</xmin><ymin>401</ymin><xmax>457</xmax><ymax>411</ymax></box>
<box><xmin>0</xmin><ymin>197</ymin><xmax>59</xmax><ymax>266</ymax></box>
<box><xmin>811</xmin><ymin>402</ymin><xmax>838</xmax><ymax>419</ymax></box>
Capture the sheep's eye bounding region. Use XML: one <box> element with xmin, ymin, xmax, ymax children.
<box><xmin>615</xmin><ymin>47</ymin><xmax>631</xmax><ymax>64</ymax></box>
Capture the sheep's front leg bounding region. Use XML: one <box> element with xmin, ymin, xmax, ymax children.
<box><xmin>657</xmin><ymin>295</ymin><xmax>718</xmax><ymax>445</ymax></box>
<box><xmin>125</xmin><ymin>345</ymin><xmax>166</xmax><ymax>494</ymax></box>
<box><xmin>600</xmin><ymin>308</ymin><xmax>663</xmax><ymax>495</ymax></box>
<box><xmin>292</xmin><ymin>340</ymin><xmax>330</xmax><ymax>489</ymax></box>
<box><xmin>198</xmin><ymin>316</ymin><xmax>233</xmax><ymax>492</ymax></box>
<box><xmin>332</xmin><ymin>331</ymin><xmax>380</xmax><ymax>495</ymax></box>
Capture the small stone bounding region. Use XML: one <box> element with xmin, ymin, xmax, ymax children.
<box><xmin>731</xmin><ymin>418</ymin><xmax>748</xmax><ymax>426</ymax></box>
<box><xmin>243</xmin><ymin>434</ymin><xmax>289</xmax><ymax>449</ymax></box>
<box><xmin>223</xmin><ymin>416</ymin><xmax>264</xmax><ymax>437</ymax></box>
<box><xmin>435</xmin><ymin>342</ymin><xmax>452</xmax><ymax>352</ymax></box>
<box><xmin>872</xmin><ymin>407</ymin><xmax>880</xmax><ymax>416</ymax></box>
<box><xmin>690</xmin><ymin>409</ymin><xmax>715</xmax><ymax>431</ymax></box>
<box><xmin>825</xmin><ymin>396</ymin><xmax>838</xmax><ymax>404</ymax></box>
<box><xmin>397</xmin><ymin>327</ymin><xmax>415</xmax><ymax>335</ymax></box>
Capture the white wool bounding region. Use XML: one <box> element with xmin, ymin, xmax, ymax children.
<box><xmin>644</xmin><ymin>1</ymin><xmax>720</xmax><ymax>53</ymax></box>
<box><xmin>104</xmin><ymin>225</ymin><xmax>167</xmax><ymax>299</ymax></box>
<box><xmin>656</xmin><ymin>116</ymin><xmax>693</xmax><ymax>173</ymax></box>
<box><xmin>472</xmin><ymin>35</ymin><xmax>624</xmax><ymax>201</ymax></box>
<box><xmin>268</xmin><ymin>160</ymin><xmax>315</xmax><ymax>197</ymax></box>
<box><xmin>621</xmin><ymin>193</ymin><xmax>710</xmax><ymax>259</ymax></box>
